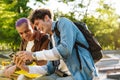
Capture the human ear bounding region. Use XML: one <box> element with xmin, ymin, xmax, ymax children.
<box><xmin>44</xmin><ymin>15</ymin><xmax>50</xmax><ymax>21</ymax></box>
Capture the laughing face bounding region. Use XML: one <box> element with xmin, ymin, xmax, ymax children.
<box><xmin>16</xmin><ymin>22</ymin><xmax>35</xmax><ymax>41</ymax></box>
<box><xmin>33</xmin><ymin>15</ymin><xmax>52</xmax><ymax>34</ymax></box>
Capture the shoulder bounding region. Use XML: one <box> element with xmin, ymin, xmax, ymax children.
<box><xmin>57</xmin><ymin>17</ymin><xmax>73</xmax><ymax>27</ymax></box>
<box><xmin>39</xmin><ymin>33</ymin><xmax>49</xmax><ymax>41</ymax></box>
<box><xmin>58</xmin><ymin>17</ymin><xmax>72</xmax><ymax>23</ymax></box>
<box><xmin>34</xmin><ymin>31</ymin><xmax>49</xmax><ymax>43</ymax></box>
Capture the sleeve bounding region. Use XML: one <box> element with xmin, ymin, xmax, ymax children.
<box><xmin>33</xmin><ymin>47</ymin><xmax>61</xmax><ymax>61</ymax></box>
<box><xmin>28</xmin><ymin>65</ymin><xmax>47</xmax><ymax>75</ymax></box>
<box><xmin>55</xmin><ymin>18</ymin><xmax>76</xmax><ymax>59</ymax></box>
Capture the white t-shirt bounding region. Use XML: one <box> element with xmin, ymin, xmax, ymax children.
<box><xmin>26</xmin><ymin>40</ymin><xmax>34</xmax><ymax>52</ymax></box>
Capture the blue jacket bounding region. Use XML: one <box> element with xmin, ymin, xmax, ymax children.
<box><xmin>47</xmin><ymin>17</ymin><xmax>98</xmax><ymax>80</ymax></box>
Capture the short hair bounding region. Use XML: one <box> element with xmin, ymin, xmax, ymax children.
<box><xmin>15</xmin><ymin>18</ymin><xmax>28</xmax><ymax>27</ymax></box>
<box><xmin>29</xmin><ymin>8</ymin><xmax>53</xmax><ymax>24</ymax></box>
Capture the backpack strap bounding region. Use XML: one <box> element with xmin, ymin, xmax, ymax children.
<box><xmin>54</xmin><ymin>21</ymin><xmax>60</xmax><ymax>38</ymax></box>
<box><xmin>75</xmin><ymin>42</ymin><xmax>88</xmax><ymax>50</ymax></box>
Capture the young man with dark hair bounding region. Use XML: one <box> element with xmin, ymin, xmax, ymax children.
<box><xmin>2</xmin><ymin>18</ymin><xmax>49</xmax><ymax>80</ymax></box>
<box><xmin>14</xmin><ymin>8</ymin><xmax>98</xmax><ymax>80</ymax></box>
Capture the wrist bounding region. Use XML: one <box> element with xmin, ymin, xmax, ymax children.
<box><xmin>14</xmin><ymin>65</ymin><xmax>20</xmax><ymax>71</ymax></box>
<box><xmin>22</xmin><ymin>65</ymin><xmax>29</xmax><ymax>72</ymax></box>
<box><xmin>32</xmin><ymin>53</ymin><xmax>37</xmax><ymax>60</ymax></box>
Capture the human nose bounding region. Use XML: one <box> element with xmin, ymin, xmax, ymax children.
<box><xmin>36</xmin><ymin>24</ymin><xmax>42</xmax><ymax>31</ymax></box>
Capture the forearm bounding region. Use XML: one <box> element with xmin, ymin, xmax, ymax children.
<box><xmin>33</xmin><ymin>47</ymin><xmax>61</xmax><ymax>61</ymax></box>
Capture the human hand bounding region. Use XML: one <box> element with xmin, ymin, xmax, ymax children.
<box><xmin>14</xmin><ymin>51</ymin><xmax>33</xmax><ymax>62</ymax></box>
<box><xmin>13</xmin><ymin>55</ymin><xmax>29</xmax><ymax>72</ymax></box>
<box><xmin>4</xmin><ymin>64</ymin><xmax>13</xmax><ymax>70</ymax></box>
<box><xmin>3</xmin><ymin>65</ymin><xmax>16</xmax><ymax>78</ymax></box>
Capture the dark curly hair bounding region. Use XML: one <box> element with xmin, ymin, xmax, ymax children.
<box><xmin>29</xmin><ymin>8</ymin><xmax>53</xmax><ymax>24</ymax></box>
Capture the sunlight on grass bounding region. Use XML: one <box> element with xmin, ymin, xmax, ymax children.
<box><xmin>15</xmin><ymin>70</ymin><xmax>41</xmax><ymax>79</ymax></box>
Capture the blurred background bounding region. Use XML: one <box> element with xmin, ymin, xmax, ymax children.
<box><xmin>1</xmin><ymin>0</ymin><xmax>120</xmax><ymax>79</ymax></box>
<box><xmin>0</xmin><ymin>0</ymin><xmax>120</xmax><ymax>51</ymax></box>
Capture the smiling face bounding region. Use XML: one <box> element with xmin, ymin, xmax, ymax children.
<box><xmin>29</xmin><ymin>9</ymin><xmax>53</xmax><ymax>35</ymax></box>
<box><xmin>16</xmin><ymin>22</ymin><xmax>35</xmax><ymax>41</ymax></box>
<box><xmin>33</xmin><ymin>15</ymin><xmax>52</xmax><ymax>34</ymax></box>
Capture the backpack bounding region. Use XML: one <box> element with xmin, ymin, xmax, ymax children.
<box><xmin>54</xmin><ymin>21</ymin><xmax>103</xmax><ymax>63</ymax></box>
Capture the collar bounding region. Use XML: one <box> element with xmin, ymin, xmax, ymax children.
<box><xmin>34</xmin><ymin>31</ymin><xmax>46</xmax><ymax>41</ymax></box>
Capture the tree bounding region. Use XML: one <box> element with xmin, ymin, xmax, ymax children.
<box><xmin>0</xmin><ymin>0</ymin><xmax>120</xmax><ymax>50</ymax></box>
<box><xmin>52</xmin><ymin>0</ymin><xmax>119</xmax><ymax>50</ymax></box>
<box><xmin>0</xmin><ymin>0</ymin><xmax>31</xmax><ymax>51</ymax></box>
